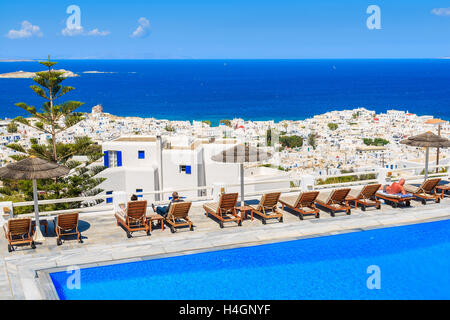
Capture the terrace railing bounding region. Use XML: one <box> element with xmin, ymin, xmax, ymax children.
<box><xmin>5</xmin><ymin>163</ymin><xmax>449</xmax><ymax>219</ymax></box>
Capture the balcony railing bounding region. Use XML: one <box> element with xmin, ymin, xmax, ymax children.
<box><xmin>5</xmin><ymin>163</ymin><xmax>449</xmax><ymax>218</ymax></box>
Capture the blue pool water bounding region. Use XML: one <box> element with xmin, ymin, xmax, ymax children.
<box><xmin>50</xmin><ymin>219</ymin><xmax>450</xmax><ymax>300</ymax></box>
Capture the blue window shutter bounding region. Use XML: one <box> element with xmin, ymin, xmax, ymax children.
<box><xmin>104</xmin><ymin>151</ymin><xmax>109</xmax><ymax>168</ymax></box>
<box><xmin>117</xmin><ymin>151</ymin><xmax>123</xmax><ymax>167</ymax></box>
<box><xmin>185</xmin><ymin>165</ymin><xmax>191</xmax><ymax>174</ymax></box>
<box><xmin>106</xmin><ymin>191</ymin><xmax>113</xmax><ymax>203</ymax></box>
<box><xmin>138</xmin><ymin>151</ymin><xmax>145</xmax><ymax>159</ymax></box>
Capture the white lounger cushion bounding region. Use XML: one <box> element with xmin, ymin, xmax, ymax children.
<box><xmin>279</xmin><ymin>195</ymin><xmax>299</xmax><ymax>208</ymax></box>
<box><xmin>404</xmin><ymin>184</ymin><xmax>421</xmax><ymax>194</ymax></box>
<box><xmin>203</xmin><ymin>202</ymin><xmax>219</xmax><ymax>213</ymax></box>
<box><xmin>316</xmin><ymin>191</ymin><xmax>332</xmax><ymax>204</ymax></box>
<box><xmin>348</xmin><ymin>187</ymin><xmax>363</xmax><ymax>199</ymax></box>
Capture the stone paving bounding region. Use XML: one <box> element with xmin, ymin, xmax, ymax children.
<box><xmin>0</xmin><ymin>194</ymin><xmax>449</xmax><ymax>299</ymax></box>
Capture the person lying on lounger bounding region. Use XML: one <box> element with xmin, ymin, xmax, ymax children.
<box><xmin>151</xmin><ymin>191</ymin><xmax>184</xmax><ymax>218</ymax></box>
<box><xmin>380</xmin><ymin>178</ymin><xmax>407</xmax><ymax>195</ymax></box>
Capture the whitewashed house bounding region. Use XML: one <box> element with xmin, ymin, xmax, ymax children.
<box><xmin>97</xmin><ymin>136</ymin><xmax>290</xmax><ymax>203</ymax></box>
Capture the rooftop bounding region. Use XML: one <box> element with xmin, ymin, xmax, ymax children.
<box><xmin>114</xmin><ymin>137</ymin><xmax>157</xmax><ymax>142</ymax></box>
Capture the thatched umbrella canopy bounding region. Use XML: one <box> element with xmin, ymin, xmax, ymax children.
<box><xmin>424</xmin><ymin>119</ymin><xmax>448</xmax><ymax>173</ymax></box>
<box><xmin>212</xmin><ymin>144</ymin><xmax>272</xmax><ymax>206</ymax></box>
<box><xmin>0</xmin><ymin>157</ymin><xmax>70</xmax><ymax>180</ymax></box>
<box><xmin>400</xmin><ymin>132</ymin><xmax>450</xmax><ymax>180</ymax></box>
<box><xmin>0</xmin><ymin>157</ymin><xmax>70</xmax><ymax>242</ymax></box>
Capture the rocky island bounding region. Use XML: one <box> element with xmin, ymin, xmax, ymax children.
<box><xmin>0</xmin><ymin>69</ymin><xmax>78</xmax><ymax>78</ymax></box>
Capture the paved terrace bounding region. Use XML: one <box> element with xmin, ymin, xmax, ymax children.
<box><xmin>1</xmin><ymin>194</ymin><xmax>449</xmax><ymax>299</ymax></box>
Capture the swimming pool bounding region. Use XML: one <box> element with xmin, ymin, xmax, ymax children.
<box><xmin>50</xmin><ymin>219</ymin><xmax>450</xmax><ymax>300</ymax></box>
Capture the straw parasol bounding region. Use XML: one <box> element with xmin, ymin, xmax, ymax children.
<box><xmin>0</xmin><ymin>157</ymin><xmax>70</xmax><ymax>242</ymax></box>
<box><xmin>212</xmin><ymin>144</ymin><xmax>272</xmax><ymax>206</ymax></box>
<box><xmin>400</xmin><ymin>132</ymin><xmax>450</xmax><ymax>180</ymax></box>
<box><xmin>425</xmin><ymin>119</ymin><xmax>448</xmax><ymax>173</ymax></box>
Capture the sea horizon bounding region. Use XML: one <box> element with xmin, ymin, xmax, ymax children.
<box><xmin>2</xmin><ymin>58</ymin><xmax>450</xmax><ymax>60</ymax></box>
<box><xmin>1</xmin><ymin>59</ymin><xmax>450</xmax><ymax>125</ymax></box>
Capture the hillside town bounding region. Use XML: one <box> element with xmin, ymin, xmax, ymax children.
<box><xmin>0</xmin><ymin>105</ymin><xmax>449</xmax><ymax>179</ymax></box>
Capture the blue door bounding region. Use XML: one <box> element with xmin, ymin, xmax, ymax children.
<box><xmin>117</xmin><ymin>151</ymin><xmax>123</xmax><ymax>167</ymax></box>
<box><xmin>104</xmin><ymin>151</ymin><xmax>109</xmax><ymax>168</ymax></box>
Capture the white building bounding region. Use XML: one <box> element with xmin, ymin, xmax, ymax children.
<box><xmin>97</xmin><ymin>136</ymin><xmax>290</xmax><ymax>202</ymax></box>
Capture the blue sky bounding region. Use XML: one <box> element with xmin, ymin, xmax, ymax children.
<box><xmin>0</xmin><ymin>0</ymin><xmax>449</xmax><ymax>59</ymax></box>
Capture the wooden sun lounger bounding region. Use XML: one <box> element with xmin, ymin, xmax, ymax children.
<box><xmin>54</xmin><ymin>212</ymin><xmax>82</xmax><ymax>245</ymax></box>
<box><xmin>166</xmin><ymin>202</ymin><xmax>194</xmax><ymax>233</ymax></box>
<box><xmin>404</xmin><ymin>178</ymin><xmax>441</xmax><ymax>204</ymax></box>
<box><xmin>279</xmin><ymin>191</ymin><xmax>320</xmax><ymax>220</ymax></box>
<box><xmin>375</xmin><ymin>191</ymin><xmax>414</xmax><ymax>208</ymax></box>
<box><xmin>3</xmin><ymin>217</ymin><xmax>35</xmax><ymax>252</ymax></box>
<box><xmin>249</xmin><ymin>192</ymin><xmax>283</xmax><ymax>224</ymax></box>
<box><xmin>115</xmin><ymin>200</ymin><xmax>150</xmax><ymax>238</ymax></box>
<box><xmin>203</xmin><ymin>193</ymin><xmax>241</xmax><ymax>228</ymax></box>
<box><xmin>315</xmin><ymin>188</ymin><xmax>351</xmax><ymax>216</ymax></box>
<box><xmin>346</xmin><ymin>184</ymin><xmax>382</xmax><ymax>211</ymax></box>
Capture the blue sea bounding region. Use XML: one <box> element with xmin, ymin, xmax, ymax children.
<box><xmin>50</xmin><ymin>219</ymin><xmax>450</xmax><ymax>300</ymax></box>
<box><xmin>1</xmin><ymin>59</ymin><xmax>450</xmax><ymax>125</ymax></box>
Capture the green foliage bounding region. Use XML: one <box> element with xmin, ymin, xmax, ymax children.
<box><xmin>6</xmin><ymin>122</ymin><xmax>18</xmax><ymax>133</ymax></box>
<box><xmin>317</xmin><ymin>173</ymin><xmax>377</xmax><ymax>185</ymax></box>
<box><xmin>420</xmin><ymin>167</ymin><xmax>447</xmax><ymax>175</ymax></box>
<box><xmin>308</xmin><ymin>133</ymin><xmax>317</xmax><ymax>150</ymax></box>
<box><xmin>165</xmin><ymin>125</ymin><xmax>175</xmax><ymax>132</ymax></box>
<box><xmin>1</xmin><ymin>56</ymin><xmax>106</xmax><ymax>214</ymax></box>
<box><xmin>280</xmin><ymin>135</ymin><xmax>303</xmax><ymax>148</ymax></box>
<box><xmin>7</xmin><ymin>136</ymin><xmax>103</xmax><ymax>165</ymax></box>
<box><xmin>219</xmin><ymin>119</ymin><xmax>232</xmax><ymax>127</ymax></box>
<box><xmin>202</xmin><ymin>120</ymin><xmax>211</xmax><ymax>127</ymax></box>
<box><xmin>0</xmin><ymin>168</ymin><xmax>106</xmax><ymax>214</ymax></box>
<box><xmin>328</xmin><ymin>123</ymin><xmax>338</xmax><ymax>131</ymax></box>
<box><xmin>0</xmin><ymin>139</ymin><xmax>106</xmax><ymax>213</ymax></box>
<box><xmin>0</xmin><ymin>193</ymin><xmax>33</xmax><ymax>215</ymax></box>
<box><xmin>266</xmin><ymin>129</ymin><xmax>272</xmax><ymax>146</ymax></box>
<box><xmin>5</xmin><ymin>143</ymin><xmax>26</xmax><ymax>153</ymax></box>
<box><xmin>363</xmin><ymin>138</ymin><xmax>389</xmax><ymax>146</ymax></box>
<box><xmin>13</xmin><ymin>56</ymin><xmax>85</xmax><ymax>162</ymax></box>
<box><xmin>260</xmin><ymin>164</ymin><xmax>289</xmax><ymax>172</ymax></box>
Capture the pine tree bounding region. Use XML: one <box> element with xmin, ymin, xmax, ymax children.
<box><xmin>13</xmin><ymin>56</ymin><xmax>85</xmax><ymax>162</ymax></box>
<box><xmin>0</xmin><ymin>57</ymin><xmax>106</xmax><ymax>213</ymax></box>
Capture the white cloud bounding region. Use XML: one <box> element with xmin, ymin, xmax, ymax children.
<box><xmin>87</xmin><ymin>28</ymin><xmax>110</xmax><ymax>36</ymax></box>
<box><xmin>62</xmin><ymin>25</ymin><xmax>84</xmax><ymax>36</ymax></box>
<box><xmin>130</xmin><ymin>17</ymin><xmax>151</xmax><ymax>38</ymax></box>
<box><xmin>431</xmin><ymin>8</ymin><xmax>450</xmax><ymax>16</ymax></box>
<box><xmin>6</xmin><ymin>21</ymin><xmax>43</xmax><ymax>39</ymax></box>
<box><xmin>62</xmin><ymin>26</ymin><xmax>110</xmax><ymax>37</ymax></box>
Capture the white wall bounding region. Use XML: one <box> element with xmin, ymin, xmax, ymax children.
<box><xmin>99</xmin><ymin>138</ymin><xmax>290</xmax><ymax>202</ymax></box>
<box><xmin>162</xmin><ymin>149</ymin><xmax>199</xmax><ymax>199</ymax></box>
<box><xmin>97</xmin><ymin>166</ymin><xmax>158</xmax><ymax>202</ymax></box>
<box><xmin>102</xmin><ymin>140</ymin><xmax>158</xmax><ymax>168</ymax></box>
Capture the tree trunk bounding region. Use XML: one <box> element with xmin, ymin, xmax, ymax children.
<box><xmin>52</xmin><ymin>128</ymin><xmax>57</xmax><ymax>162</ymax></box>
<box><xmin>49</xmin><ymin>82</ymin><xmax>58</xmax><ymax>163</ymax></box>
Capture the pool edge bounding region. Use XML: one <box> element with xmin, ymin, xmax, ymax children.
<box><xmin>36</xmin><ymin>215</ymin><xmax>450</xmax><ymax>300</ymax></box>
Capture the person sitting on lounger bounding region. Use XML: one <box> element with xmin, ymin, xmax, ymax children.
<box><xmin>152</xmin><ymin>192</ymin><xmax>183</xmax><ymax>218</ymax></box>
<box><xmin>118</xmin><ymin>194</ymin><xmax>139</xmax><ymax>218</ymax></box>
<box><xmin>381</xmin><ymin>178</ymin><xmax>407</xmax><ymax>195</ymax></box>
